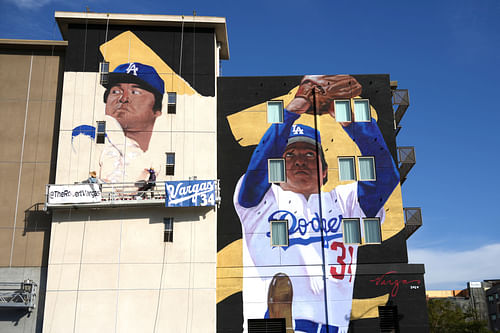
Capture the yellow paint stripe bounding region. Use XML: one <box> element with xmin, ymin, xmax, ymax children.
<box><xmin>99</xmin><ymin>31</ymin><xmax>196</xmax><ymax>95</ymax></box>
<box><xmin>217</xmin><ymin>239</ymin><xmax>243</xmax><ymax>303</ymax></box>
<box><xmin>351</xmin><ymin>294</ymin><xmax>389</xmax><ymax>319</ymax></box>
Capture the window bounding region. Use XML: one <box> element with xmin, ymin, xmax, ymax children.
<box><xmin>358</xmin><ymin>157</ymin><xmax>376</xmax><ymax>181</ymax></box>
<box><xmin>270</xmin><ymin>220</ymin><xmax>288</xmax><ymax>246</ymax></box>
<box><xmin>163</xmin><ymin>217</ymin><xmax>173</xmax><ymax>242</ymax></box>
<box><xmin>99</xmin><ymin>61</ymin><xmax>109</xmax><ymax>84</ymax></box>
<box><xmin>166</xmin><ymin>153</ymin><xmax>175</xmax><ymax>176</ymax></box>
<box><xmin>354</xmin><ymin>99</ymin><xmax>370</xmax><ymax>122</ymax></box>
<box><xmin>378</xmin><ymin>305</ymin><xmax>400</xmax><ymax>333</ymax></box>
<box><xmin>489</xmin><ymin>295</ymin><xmax>495</xmax><ymax>302</ymax></box>
<box><xmin>492</xmin><ymin>314</ymin><xmax>497</xmax><ymax>321</ymax></box>
<box><xmin>167</xmin><ymin>92</ymin><xmax>177</xmax><ymax>114</ymax></box>
<box><xmin>343</xmin><ymin>219</ymin><xmax>361</xmax><ymax>244</ymax></box>
<box><xmin>96</xmin><ymin>121</ymin><xmax>106</xmax><ymax>144</ymax></box>
<box><xmin>267</xmin><ymin>100</ymin><xmax>284</xmax><ymax>123</ymax></box>
<box><xmin>334</xmin><ymin>100</ymin><xmax>351</xmax><ymax>122</ymax></box>
<box><xmin>248</xmin><ymin>319</ymin><xmax>286</xmax><ymax>333</ymax></box>
<box><xmin>364</xmin><ymin>218</ymin><xmax>382</xmax><ymax>243</ymax></box>
<box><xmin>268</xmin><ymin>159</ymin><xmax>286</xmax><ymax>183</ymax></box>
<box><xmin>338</xmin><ymin>157</ymin><xmax>355</xmax><ymax>181</ymax></box>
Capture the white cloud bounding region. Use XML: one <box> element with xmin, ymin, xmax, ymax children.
<box><xmin>5</xmin><ymin>0</ymin><xmax>56</xmax><ymax>9</ymax></box>
<box><xmin>408</xmin><ymin>243</ymin><xmax>500</xmax><ymax>290</ymax></box>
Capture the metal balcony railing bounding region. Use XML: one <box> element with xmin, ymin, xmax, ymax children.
<box><xmin>0</xmin><ymin>280</ymin><xmax>37</xmax><ymax>310</ymax></box>
<box><xmin>45</xmin><ymin>180</ymin><xmax>221</xmax><ymax>209</ymax></box>
<box><xmin>393</xmin><ymin>89</ymin><xmax>410</xmax><ymax>127</ymax></box>
<box><xmin>397</xmin><ymin>146</ymin><xmax>416</xmax><ymax>184</ymax></box>
<box><xmin>45</xmin><ymin>181</ymin><xmax>168</xmax><ymax>209</ymax></box>
<box><xmin>404</xmin><ymin>207</ymin><xmax>422</xmax><ymax>239</ymax></box>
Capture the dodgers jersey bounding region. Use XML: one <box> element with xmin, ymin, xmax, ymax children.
<box><xmin>235</xmin><ymin>178</ymin><xmax>386</xmax><ymax>332</ymax></box>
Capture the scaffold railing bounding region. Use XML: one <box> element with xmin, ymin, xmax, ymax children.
<box><xmin>0</xmin><ymin>280</ymin><xmax>37</xmax><ymax>310</ymax></box>
<box><xmin>45</xmin><ymin>180</ymin><xmax>221</xmax><ymax>209</ymax></box>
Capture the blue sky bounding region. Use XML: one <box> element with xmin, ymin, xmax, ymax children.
<box><xmin>1</xmin><ymin>0</ymin><xmax>499</xmax><ymax>290</ymax></box>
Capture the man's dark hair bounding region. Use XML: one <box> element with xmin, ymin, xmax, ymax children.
<box><xmin>103</xmin><ymin>86</ymin><xmax>163</xmax><ymax>112</ymax></box>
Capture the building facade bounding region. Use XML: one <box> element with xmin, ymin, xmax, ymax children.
<box><xmin>0</xmin><ymin>10</ymin><xmax>427</xmax><ymax>333</ymax></box>
<box><xmin>0</xmin><ymin>39</ymin><xmax>66</xmax><ymax>333</ymax></box>
<box><xmin>216</xmin><ymin>76</ymin><xmax>427</xmax><ymax>332</ymax></box>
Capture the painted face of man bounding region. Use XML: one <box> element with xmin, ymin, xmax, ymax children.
<box><xmin>105</xmin><ymin>83</ymin><xmax>161</xmax><ymax>131</ymax></box>
<box><xmin>280</xmin><ymin>141</ymin><xmax>327</xmax><ymax>198</ymax></box>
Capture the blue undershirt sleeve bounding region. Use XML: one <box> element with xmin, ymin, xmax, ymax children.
<box><xmin>238</xmin><ymin>110</ymin><xmax>300</xmax><ymax>208</ymax></box>
<box><xmin>343</xmin><ymin>119</ymin><xmax>400</xmax><ymax>217</ymax></box>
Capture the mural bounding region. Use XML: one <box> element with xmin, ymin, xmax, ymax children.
<box><xmin>217</xmin><ymin>75</ymin><xmax>405</xmax><ymax>332</ymax></box>
<box><xmin>57</xmin><ymin>31</ymin><xmax>214</xmax><ymax>185</ymax></box>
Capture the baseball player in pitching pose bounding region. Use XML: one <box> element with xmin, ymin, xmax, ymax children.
<box><xmin>233</xmin><ymin>75</ymin><xmax>400</xmax><ymax>333</ymax></box>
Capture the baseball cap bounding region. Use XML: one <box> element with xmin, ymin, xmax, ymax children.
<box><xmin>103</xmin><ymin>62</ymin><xmax>165</xmax><ymax>96</ymax></box>
<box><xmin>287</xmin><ymin>124</ymin><xmax>321</xmax><ymax>147</ymax></box>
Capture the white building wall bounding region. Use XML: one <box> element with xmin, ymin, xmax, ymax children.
<box><xmin>45</xmin><ymin>65</ymin><xmax>217</xmax><ymax>332</ymax></box>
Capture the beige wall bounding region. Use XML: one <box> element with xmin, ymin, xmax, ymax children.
<box><xmin>0</xmin><ymin>52</ymin><xmax>62</xmax><ymax>267</ymax></box>
<box><xmin>44</xmin><ymin>207</ymin><xmax>216</xmax><ymax>333</ymax></box>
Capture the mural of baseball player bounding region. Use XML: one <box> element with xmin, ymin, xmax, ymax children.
<box><xmin>233</xmin><ymin>75</ymin><xmax>400</xmax><ymax>332</ymax></box>
<box><xmin>72</xmin><ymin>62</ymin><xmax>164</xmax><ymax>183</ymax></box>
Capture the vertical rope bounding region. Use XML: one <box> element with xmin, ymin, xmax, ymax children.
<box><xmin>10</xmin><ymin>53</ymin><xmax>33</xmax><ymax>267</ymax></box>
<box><xmin>72</xmin><ymin>215</ymin><xmax>88</xmax><ymax>333</ymax></box>
<box><xmin>312</xmin><ymin>87</ymin><xmax>330</xmax><ymax>332</ymax></box>
<box><xmin>152</xmin><ymin>240</ymin><xmax>167</xmax><ymax>332</ymax></box>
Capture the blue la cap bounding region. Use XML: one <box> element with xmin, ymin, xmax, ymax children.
<box><xmin>104</xmin><ymin>62</ymin><xmax>165</xmax><ymax>96</ymax></box>
<box><xmin>287</xmin><ymin>124</ymin><xmax>321</xmax><ymax>147</ymax></box>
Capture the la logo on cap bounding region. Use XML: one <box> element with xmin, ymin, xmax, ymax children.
<box><xmin>292</xmin><ymin>125</ymin><xmax>304</xmax><ymax>135</ymax></box>
<box><xmin>126</xmin><ymin>63</ymin><xmax>139</xmax><ymax>76</ymax></box>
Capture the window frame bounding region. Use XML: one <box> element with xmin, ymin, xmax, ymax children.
<box><xmin>338</xmin><ymin>156</ymin><xmax>356</xmax><ymax>181</ymax></box>
<box><xmin>363</xmin><ymin>218</ymin><xmax>382</xmax><ymax>244</ymax></box>
<box><xmin>270</xmin><ymin>220</ymin><xmax>289</xmax><ymax>247</ymax></box>
<box><xmin>342</xmin><ymin>218</ymin><xmax>361</xmax><ymax>244</ymax></box>
<box><xmin>268</xmin><ymin>158</ymin><xmax>286</xmax><ymax>183</ymax></box>
<box><xmin>96</xmin><ymin>121</ymin><xmax>106</xmax><ymax>144</ymax></box>
<box><xmin>358</xmin><ymin>156</ymin><xmax>376</xmax><ymax>181</ymax></box>
<box><xmin>163</xmin><ymin>217</ymin><xmax>174</xmax><ymax>242</ymax></box>
<box><xmin>334</xmin><ymin>99</ymin><xmax>352</xmax><ymax>122</ymax></box>
<box><xmin>99</xmin><ymin>61</ymin><xmax>110</xmax><ymax>85</ymax></box>
<box><xmin>167</xmin><ymin>92</ymin><xmax>177</xmax><ymax>114</ymax></box>
<box><xmin>266</xmin><ymin>100</ymin><xmax>284</xmax><ymax>124</ymax></box>
<box><xmin>165</xmin><ymin>152</ymin><xmax>175</xmax><ymax>176</ymax></box>
<box><xmin>353</xmin><ymin>99</ymin><xmax>371</xmax><ymax>122</ymax></box>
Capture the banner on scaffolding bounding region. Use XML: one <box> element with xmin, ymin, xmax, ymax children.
<box><xmin>47</xmin><ymin>184</ymin><xmax>102</xmax><ymax>204</ymax></box>
<box><xmin>165</xmin><ymin>180</ymin><xmax>217</xmax><ymax>207</ymax></box>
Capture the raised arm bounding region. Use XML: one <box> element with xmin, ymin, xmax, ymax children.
<box><xmin>237</xmin><ymin>110</ymin><xmax>299</xmax><ymax>208</ymax></box>
<box><xmin>343</xmin><ymin>120</ymin><xmax>400</xmax><ymax>217</ymax></box>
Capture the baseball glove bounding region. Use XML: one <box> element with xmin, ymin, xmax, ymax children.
<box><xmin>295</xmin><ymin>75</ymin><xmax>362</xmax><ymax>115</ymax></box>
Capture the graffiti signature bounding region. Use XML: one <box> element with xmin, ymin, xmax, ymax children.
<box><xmin>369</xmin><ymin>271</ymin><xmax>421</xmax><ymax>297</ymax></box>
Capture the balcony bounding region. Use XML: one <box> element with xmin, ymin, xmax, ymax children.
<box><xmin>0</xmin><ymin>280</ymin><xmax>37</xmax><ymax>310</ymax></box>
<box><xmin>393</xmin><ymin>89</ymin><xmax>410</xmax><ymax>128</ymax></box>
<box><xmin>397</xmin><ymin>146</ymin><xmax>416</xmax><ymax>184</ymax></box>
<box><xmin>404</xmin><ymin>207</ymin><xmax>422</xmax><ymax>239</ymax></box>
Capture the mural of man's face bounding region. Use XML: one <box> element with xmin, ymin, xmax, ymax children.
<box><xmin>280</xmin><ymin>141</ymin><xmax>327</xmax><ymax>197</ymax></box>
<box><xmin>105</xmin><ymin>83</ymin><xmax>161</xmax><ymax>131</ymax></box>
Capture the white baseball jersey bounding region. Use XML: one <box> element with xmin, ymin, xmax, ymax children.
<box><xmin>234</xmin><ymin>177</ymin><xmax>385</xmax><ymax>332</ymax></box>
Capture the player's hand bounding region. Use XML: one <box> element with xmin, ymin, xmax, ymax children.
<box><xmin>287</xmin><ymin>75</ymin><xmax>362</xmax><ymax>124</ymax></box>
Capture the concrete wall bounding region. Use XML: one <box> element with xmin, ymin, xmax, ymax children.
<box><xmin>0</xmin><ymin>267</ymin><xmax>47</xmax><ymax>333</ymax></box>
<box><xmin>44</xmin><ymin>20</ymin><xmax>219</xmax><ymax>333</ymax></box>
<box><xmin>0</xmin><ymin>44</ymin><xmax>64</xmax><ymax>333</ymax></box>
<box><xmin>0</xmin><ymin>51</ymin><xmax>61</xmax><ymax>268</ymax></box>
<box><xmin>44</xmin><ymin>207</ymin><xmax>216</xmax><ymax>333</ymax></box>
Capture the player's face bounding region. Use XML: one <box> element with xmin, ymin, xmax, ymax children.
<box><xmin>105</xmin><ymin>83</ymin><xmax>160</xmax><ymax>131</ymax></box>
<box><xmin>280</xmin><ymin>142</ymin><xmax>327</xmax><ymax>196</ymax></box>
